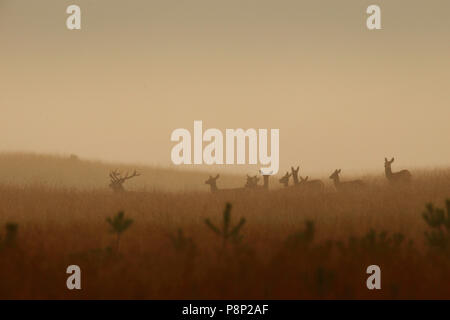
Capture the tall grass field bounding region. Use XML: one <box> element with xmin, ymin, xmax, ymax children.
<box><xmin>0</xmin><ymin>153</ymin><xmax>449</xmax><ymax>299</ymax></box>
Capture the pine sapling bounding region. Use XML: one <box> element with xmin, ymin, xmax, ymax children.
<box><xmin>106</xmin><ymin>211</ymin><xmax>133</xmax><ymax>253</ymax></box>
<box><xmin>0</xmin><ymin>223</ymin><xmax>18</xmax><ymax>249</ymax></box>
<box><xmin>422</xmin><ymin>199</ymin><xmax>450</xmax><ymax>251</ymax></box>
<box><xmin>285</xmin><ymin>220</ymin><xmax>315</xmax><ymax>250</ymax></box>
<box><xmin>204</xmin><ymin>202</ymin><xmax>246</xmax><ymax>250</ymax></box>
<box><xmin>4</xmin><ymin>223</ymin><xmax>18</xmax><ymax>247</ymax></box>
<box><xmin>169</xmin><ymin>228</ymin><xmax>196</xmax><ymax>256</ymax></box>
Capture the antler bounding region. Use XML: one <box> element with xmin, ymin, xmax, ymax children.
<box><xmin>109</xmin><ymin>169</ymin><xmax>121</xmax><ymax>183</ymax></box>
<box><xmin>109</xmin><ymin>169</ymin><xmax>141</xmax><ymax>183</ymax></box>
<box><xmin>122</xmin><ymin>170</ymin><xmax>141</xmax><ymax>181</ymax></box>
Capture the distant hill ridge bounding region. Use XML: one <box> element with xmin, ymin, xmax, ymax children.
<box><xmin>0</xmin><ymin>152</ymin><xmax>448</xmax><ymax>192</ymax></box>
<box><xmin>0</xmin><ymin>152</ymin><xmax>242</xmax><ymax>192</ymax></box>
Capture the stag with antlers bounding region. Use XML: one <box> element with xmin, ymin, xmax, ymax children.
<box><xmin>109</xmin><ymin>169</ymin><xmax>141</xmax><ymax>193</ymax></box>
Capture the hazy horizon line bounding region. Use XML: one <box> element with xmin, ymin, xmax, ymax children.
<box><xmin>1</xmin><ymin>149</ymin><xmax>449</xmax><ymax>179</ymax></box>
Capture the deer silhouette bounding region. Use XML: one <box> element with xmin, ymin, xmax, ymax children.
<box><xmin>205</xmin><ymin>174</ymin><xmax>221</xmax><ymax>193</ymax></box>
<box><xmin>279</xmin><ymin>171</ymin><xmax>292</xmax><ymax>187</ymax></box>
<box><xmin>291</xmin><ymin>166</ymin><xmax>301</xmax><ymax>185</ymax></box>
<box><xmin>329</xmin><ymin>169</ymin><xmax>364</xmax><ymax>191</ymax></box>
<box><xmin>109</xmin><ymin>169</ymin><xmax>141</xmax><ymax>193</ymax></box>
<box><xmin>205</xmin><ymin>174</ymin><xmax>252</xmax><ymax>193</ymax></box>
<box><xmin>384</xmin><ymin>157</ymin><xmax>411</xmax><ymax>184</ymax></box>
<box><xmin>298</xmin><ymin>176</ymin><xmax>325</xmax><ymax>193</ymax></box>
<box><xmin>245</xmin><ymin>171</ymin><xmax>270</xmax><ymax>190</ymax></box>
<box><xmin>291</xmin><ymin>166</ymin><xmax>324</xmax><ymax>192</ymax></box>
<box><xmin>245</xmin><ymin>175</ymin><xmax>260</xmax><ymax>189</ymax></box>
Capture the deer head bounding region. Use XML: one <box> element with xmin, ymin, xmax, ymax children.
<box><xmin>109</xmin><ymin>169</ymin><xmax>141</xmax><ymax>192</ymax></box>
<box><xmin>279</xmin><ymin>171</ymin><xmax>291</xmax><ymax>187</ymax></box>
<box><xmin>384</xmin><ymin>157</ymin><xmax>395</xmax><ymax>169</ymax></box>
<box><xmin>291</xmin><ymin>166</ymin><xmax>300</xmax><ymax>184</ymax></box>
<box><xmin>205</xmin><ymin>174</ymin><xmax>220</xmax><ymax>186</ymax></box>
<box><xmin>245</xmin><ymin>175</ymin><xmax>260</xmax><ymax>188</ymax></box>
<box><xmin>205</xmin><ymin>174</ymin><xmax>220</xmax><ymax>192</ymax></box>
<box><xmin>329</xmin><ymin>169</ymin><xmax>341</xmax><ymax>180</ymax></box>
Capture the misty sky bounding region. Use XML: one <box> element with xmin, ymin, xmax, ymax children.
<box><xmin>1</xmin><ymin>0</ymin><xmax>449</xmax><ymax>175</ymax></box>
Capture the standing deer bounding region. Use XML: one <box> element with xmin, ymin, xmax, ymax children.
<box><xmin>291</xmin><ymin>166</ymin><xmax>324</xmax><ymax>192</ymax></box>
<box><xmin>329</xmin><ymin>169</ymin><xmax>364</xmax><ymax>191</ymax></box>
<box><xmin>298</xmin><ymin>176</ymin><xmax>325</xmax><ymax>193</ymax></box>
<box><xmin>109</xmin><ymin>169</ymin><xmax>141</xmax><ymax>193</ymax></box>
<box><xmin>384</xmin><ymin>157</ymin><xmax>411</xmax><ymax>184</ymax></box>
<box><xmin>205</xmin><ymin>174</ymin><xmax>251</xmax><ymax>193</ymax></box>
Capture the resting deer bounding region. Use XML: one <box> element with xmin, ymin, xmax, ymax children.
<box><xmin>205</xmin><ymin>174</ymin><xmax>251</xmax><ymax>193</ymax></box>
<box><xmin>245</xmin><ymin>175</ymin><xmax>260</xmax><ymax>188</ymax></box>
<box><xmin>109</xmin><ymin>169</ymin><xmax>141</xmax><ymax>193</ymax></box>
<box><xmin>279</xmin><ymin>172</ymin><xmax>292</xmax><ymax>187</ymax></box>
<box><xmin>329</xmin><ymin>169</ymin><xmax>364</xmax><ymax>191</ymax></box>
<box><xmin>291</xmin><ymin>166</ymin><xmax>324</xmax><ymax>192</ymax></box>
<box><xmin>245</xmin><ymin>171</ymin><xmax>270</xmax><ymax>190</ymax></box>
<box><xmin>384</xmin><ymin>157</ymin><xmax>411</xmax><ymax>184</ymax></box>
<box><xmin>298</xmin><ymin>176</ymin><xmax>325</xmax><ymax>193</ymax></box>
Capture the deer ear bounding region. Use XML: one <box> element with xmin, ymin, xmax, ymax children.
<box><xmin>338</xmin><ymin>169</ymin><xmax>341</xmax><ymax>173</ymax></box>
<box><xmin>291</xmin><ymin>166</ymin><xmax>294</xmax><ymax>171</ymax></box>
<box><xmin>306</xmin><ymin>176</ymin><xmax>309</xmax><ymax>180</ymax></box>
<box><xmin>215</xmin><ymin>174</ymin><xmax>220</xmax><ymax>179</ymax></box>
<box><xmin>391</xmin><ymin>157</ymin><xmax>394</xmax><ymax>162</ymax></box>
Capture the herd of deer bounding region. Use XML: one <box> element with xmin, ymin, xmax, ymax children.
<box><xmin>108</xmin><ymin>157</ymin><xmax>412</xmax><ymax>194</ymax></box>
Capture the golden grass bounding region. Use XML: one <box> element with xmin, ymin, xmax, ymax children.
<box><xmin>0</xmin><ymin>153</ymin><xmax>449</xmax><ymax>299</ymax></box>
